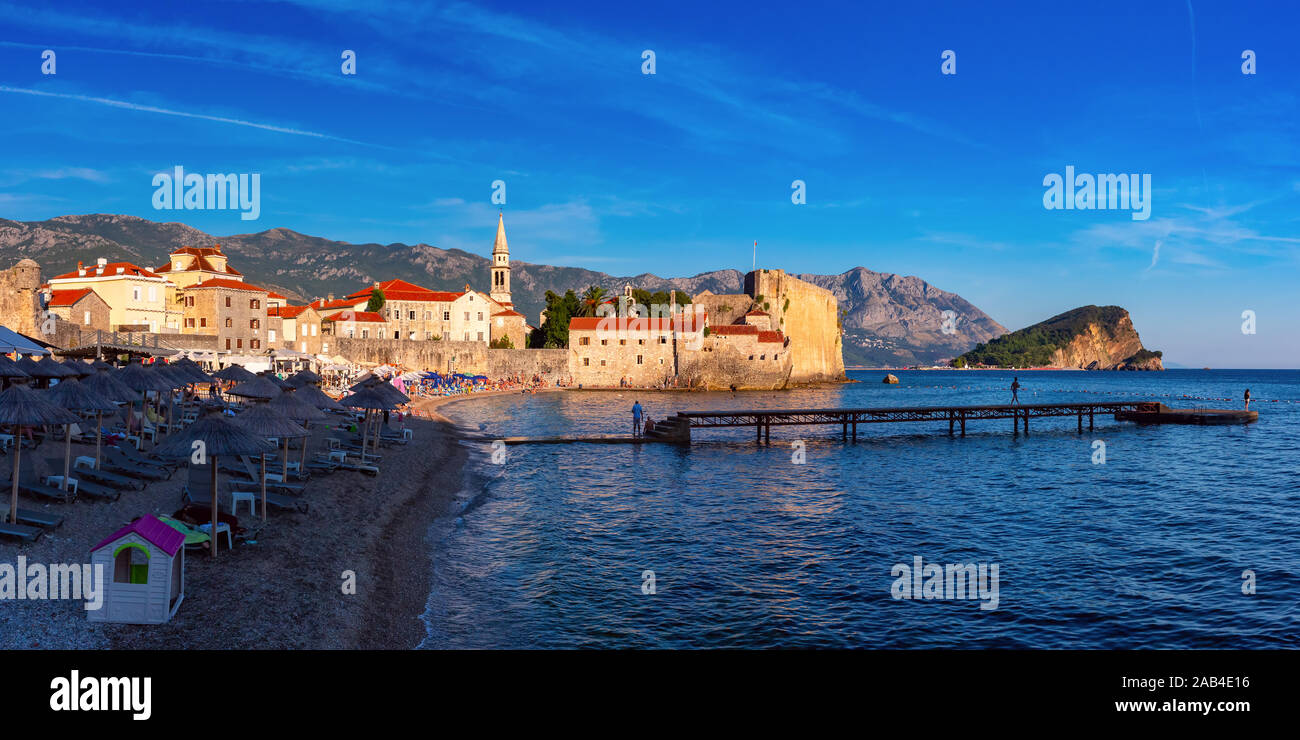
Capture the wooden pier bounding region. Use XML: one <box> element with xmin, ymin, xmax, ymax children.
<box><xmin>477</xmin><ymin>401</ymin><xmax>1255</xmax><ymax>446</ymax></box>
<box><xmin>650</xmin><ymin>401</ymin><xmax>1255</xmax><ymax>444</ymax></box>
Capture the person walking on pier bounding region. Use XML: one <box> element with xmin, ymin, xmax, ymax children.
<box><xmin>632</xmin><ymin>400</ymin><xmax>643</xmax><ymax>437</ymax></box>
<box><xmin>1244</xmin><ymin>388</ymin><xmax>1251</xmax><ymax>411</ymax></box>
<box><xmin>1010</xmin><ymin>377</ymin><xmax>1021</xmax><ymax>405</ymax></box>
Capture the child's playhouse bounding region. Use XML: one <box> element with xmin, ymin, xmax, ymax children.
<box><xmin>88</xmin><ymin>515</ymin><xmax>186</xmax><ymax>624</ymax></box>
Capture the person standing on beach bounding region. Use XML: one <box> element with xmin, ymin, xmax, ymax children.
<box><xmin>1011</xmin><ymin>377</ymin><xmax>1021</xmax><ymax>405</ymax></box>
<box><xmin>632</xmin><ymin>400</ymin><xmax>643</xmax><ymax>437</ymax></box>
<box><xmin>1244</xmin><ymin>388</ymin><xmax>1251</xmax><ymax>410</ymax></box>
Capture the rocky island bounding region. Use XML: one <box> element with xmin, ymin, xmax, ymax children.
<box><xmin>951</xmin><ymin>305</ymin><xmax>1164</xmax><ymax>370</ymax></box>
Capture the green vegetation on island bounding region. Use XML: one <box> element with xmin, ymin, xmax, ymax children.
<box><xmin>951</xmin><ymin>305</ymin><xmax>1160</xmax><ymax>369</ymax></box>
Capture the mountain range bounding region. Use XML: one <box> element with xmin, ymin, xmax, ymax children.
<box><xmin>0</xmin><ymin>214</ymin><xmax>1006</xmax><ymax>365</ymax></box>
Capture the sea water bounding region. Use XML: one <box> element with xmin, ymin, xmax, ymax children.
<box><xmin>420</xmin><ymin>370</ymin><xmax>1299</xmax><ymax>648</ymax></box>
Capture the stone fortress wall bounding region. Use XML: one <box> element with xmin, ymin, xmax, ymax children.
<box><xmin>744</xmin><ymin>268</ymin><xmax>846</xmax><ymax>384</ymax></box>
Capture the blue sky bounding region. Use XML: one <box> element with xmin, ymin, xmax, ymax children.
<box><xmin>1</xmin><ymin>1</ymin><xmax>1297</xmax><ymax>367</ymax></box>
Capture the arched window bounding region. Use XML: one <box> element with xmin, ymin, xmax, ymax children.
<box><xmin>113</xmin><ymin>543</ymin><xmax>150</xmax><ymax>584</ymax></box>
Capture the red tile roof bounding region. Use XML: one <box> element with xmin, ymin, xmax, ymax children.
<box><xmin>268</xmin><ymin>305</ymin><xmax>309</xmax><ymax>318</ymax></box>
<box><xmin>492</xmin><ymin>309</ymin><xmax>523</xmax><ymax>317</ymax></box>
<box><xmin>322</xmin><ymin>310</ymin><xmax>386</xmax><ymax>323</ymax></box>
<box><xmin>185</xmin><ymin>278</ymin><xmax>269</xmax><ymax>293</ymax></box>
<box><xmin>709</xmin><ymin>324</ymin><xmax>760</xmax><ymax>336</ymax></box>
<box><xmin>170</xmin><ymin>245</ymin><xmax>225</xmax><ymax>256</ymax></box>
<box><xmin>51</xmin><ymin>262</ymin><xmax>162</xmax><ymax>280</ymax></box>
<box><xmin>266</xmin><ymin>291</ymin><xmax>288</xmax><ymax>300</ymax></box>
<box><xmin>155</xmin><ymin>249</ymin><xmax>240</xmax><ymax>276</ymax></box>
<box><xmin>46</xmin><ymin>288</ymin><xmax>95</xmax><ymax>307</ymax></box>
<box><xmin>345</xmin><ymin>279</ymin><xmax>464</xmax><ymax>303</ymax></box>
<box><xmin>707</xmin><ymin>324</ymin><xmax>785</xmax><ymax>343</ymax></box>
<box><xmin>309</xmin><ymin>297</ymin><xmax>362</xmax><ymax>311</ymax></box>
<box><xmin>569</xmin><ymin>312</ymin><xmax>706</xmax><ymax>332</ymax></box>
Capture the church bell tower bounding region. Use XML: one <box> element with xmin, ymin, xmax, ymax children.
<box><xmin>490</xmin><ymin>212</ymin><xmax>512</xmax><ymax>307</ymax></box>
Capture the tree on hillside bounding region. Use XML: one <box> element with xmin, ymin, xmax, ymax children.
<box><xmin>365</xmin><ymin>287</ymin><xmax>385</xmax><ymax>313</ymax></box>
<box><xmin>529</xmin><ymin>289</ymin><xmax>583</xmax><ymax>348</ymax></box>
<box><xmin>580</xmin><ymin>285</ymin><xmax>608</xmax><ymax>317</ymax></box>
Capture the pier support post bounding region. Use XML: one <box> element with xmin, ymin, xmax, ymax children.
<box><xmin>960</xmin><ymin>412</ymin><xmax>966</xmax><ymax>437</ymax></box>
<box><xmin>764</xmin><ymin>421</ymin><xmax>770</xmax><ymax>443</ymax></box>
<box><xmin>1012</xmin><ymin>411</ymin><xmax>1018</xmax><ymax>436</ymax></box>
<box><xmin>1078</xmin><ymin>411</ymin><xmax>1083</xmax><ymax>433</ymax></box>
<box><xmin>948</xmin><ymin>412</ymin><xmax>954</xmax><ymax>436</ymax></box>
<box><xmin>756</xmin><ymin>417</ymin><xmax>762</xmax><ymax>444</ymax></box>
<box><xmin>1024</xmin><ymin>411</ymin><xmax>1029</xmax><ymax>435</ymax></box>
<box><xmin>841</xmin><ymin>420</ymin><xmax>847</xmax><ymax>440</ymax></box>
<box><xmin>852</xmin><ymin>418</ymin><xmax>857</xmax><ymax>441</ymax></box>
<box><xmin>1089</xmin><ymin>411</ymin><xmax>1094</xmax><ymax>431</ymax></box>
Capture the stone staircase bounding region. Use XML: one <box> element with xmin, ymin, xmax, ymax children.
<box><xmin>645</xmin><ymin>414</ymin><xmax>691</xmax><ymax>443</ymax></box>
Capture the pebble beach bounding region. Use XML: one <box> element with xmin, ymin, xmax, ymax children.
<box><xmin>1</xmin><ymin>401</ymin><xmax>472</xmax><ymax>650</ymax></box>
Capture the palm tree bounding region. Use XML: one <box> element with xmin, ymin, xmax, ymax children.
<box><xmin>580</xmin><ymin>285</ymin><xmax>609</xmax><ymax>317</ymax></box>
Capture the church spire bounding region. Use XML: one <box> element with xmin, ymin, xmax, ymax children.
<box><xmin>493</xmin><ymin>211</ymin><xmax>508</xmax><ymax>254</ymax></box>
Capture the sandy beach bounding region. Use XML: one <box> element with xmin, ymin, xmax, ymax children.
<box><xmin>0</xmin><ymin>405</ymin><xmax>474</xmax><ymax>650</ymax></box>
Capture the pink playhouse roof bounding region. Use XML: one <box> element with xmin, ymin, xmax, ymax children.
<box><xmin>91</xmin><ymin>514</ymin><xmax>185</xmax><ymax>557</ymax></box>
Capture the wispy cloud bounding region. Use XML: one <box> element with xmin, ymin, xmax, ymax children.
<box><xmin>0</xmin><ymin>86</ymin><xmax>390</xmax><ymax>148</ymax></box>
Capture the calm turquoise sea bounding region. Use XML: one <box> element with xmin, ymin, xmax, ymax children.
<box><xmin>420</xmin><ymin>370</ymin><xmax>1299</xmax><ymax>649</ymax></box>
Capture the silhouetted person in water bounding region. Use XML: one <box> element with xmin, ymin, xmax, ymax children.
<box><xmin>1244</xmin><ymin>388</ymin><xmax>1251</xmax><ymax>411</ymax></box>
<box><xmin>1011</xmin><ymin>377</ymin><xmax>1021</xmax><ymax>405</ymax></box>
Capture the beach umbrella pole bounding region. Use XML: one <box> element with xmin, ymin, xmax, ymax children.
<box><xmin>62</xmin><ymin>423</ymin><xmax>72</xmax><ymax>498</ymax></box>
<box><xmin>211</xmin><ymin>455</ymin><xmax>219</xmax><ymax>559</ymax></box>
<box><xmin>261</xmin><ymin>452</ymin><xmax>267</xmax><ymax>522</ymax></box>
<box><xmin>282</xmin><ymin>438</ymin><xmax>289</xmax><ymax>481</ymax></box>
<box><xmin>8</xmin><ymin>424</ymin><xmax>18</xmax><ymax>524</ymax></box>
<box><xmin>95</xmin><ymin>411</ymin><xmax>103</xmax><ymax>468</ymax></box>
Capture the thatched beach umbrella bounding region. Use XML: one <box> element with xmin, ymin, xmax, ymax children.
<box><xmin>0</xmin><ymin>355</ymin><xmax>31</xmax><ymax>387</ymax></box>
<box><xmin>151</xmin><ymin>365</ymin><xmax>190</xmax><ymax>436</ymax></box>
<box><xmin>173</xmin><ymin>360</ymin><xmax>213</xmax><ymax>385</ymax></box>
<box><xmin>60</xmin><ymin>359</ymin><xmax>96</xmax><ymax>378</ymax></box>
<box><xmin>367</xmin><ymin>379</ymin><xmax>411</xmax><ymax>406</ymax></box>
<box><xmin>0</xmin><ymin>384</ymin><xmax>79</xmax><ymax>523</ymax></box>
<box><xmin>77</xmin><ymin>370</ymin><xmax>136</xmax><ymax>467</ymax></box>
<box><xmin>353</xmin><ymin>381</ymin><xmax>409</xmax><ymax>449</ymax></box>
<box><xmin>42</xmin><ymin>379</ymin><xmax>118</xmax><ymax>494</ymax></box>
<box><xmin>151</xmin><ymin>414</ymin><xmax>275</xmax><ymax>557</ymax></box>
<box><xmin>15</xmin><ymin>354</ymin><xmax>71</xmax><ymax>388</ymax></box>
<box><xmin>291</xmin><ymin>383</ymin><xmax>345</xmax><ymax>412</ymax></box>
<box><xmin>339</xmin><ymin>387</ymin><xmax>398</xmax><ymax>462</ymax></box>
<box><xmin>260</xmin><ymin>371</ymin><xmax>294</xmax><ymax>390</ymax></box>
<box><xmin>212</xmin><ymin>364</ymin><xmax>257</xmax><ymax>383</ymax></box>
<box><xmin>114</xmin><ymin>361</ymin><xmax>175</xmax><ymax>445</ymax></box>
<box><xmin>233</xmin><ymin>404</ymin><xmax>308</xmax><ymax>521</ymax></box>
<box><xmin>227</xmin><ymin>376</ymin><xmax>282</xmax><ymax>402</ymax></box>
<box><xmin>286</xmin><ymin>369</ymin><xmax>322</xmax><ymax>387</ymax></box>
<box><xmin>268</xmin><ymin>392</ymin><xmax>327</xmax><ymax>476</ymax></box>
<box><xmin>91</xmin><ymin>359</ymin><xmax>114</xmax><ymax>372</ymax></box>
